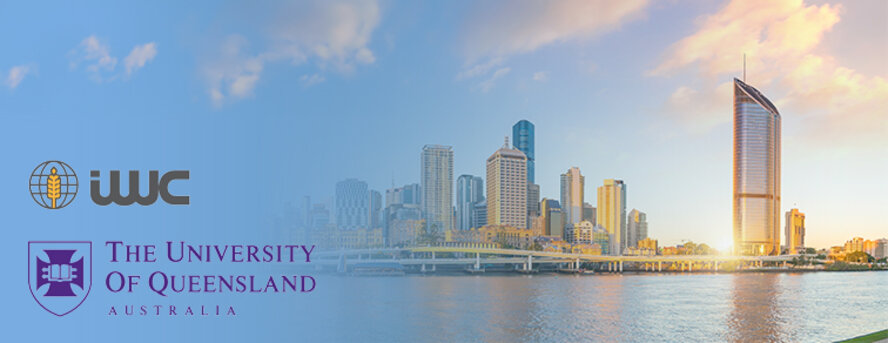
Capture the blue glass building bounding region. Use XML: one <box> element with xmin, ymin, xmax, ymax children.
<box><xmin>512</xmin><ymin>120</ymin><xmax>535</xmax><ymax>183</ymax></box>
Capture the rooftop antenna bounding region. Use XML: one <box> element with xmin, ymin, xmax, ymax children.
<box><xmin>504</xmin><ymin>136</ymin><xmax>510</xmax><ymax>148</ymax></box>
<box><xmin>743</xmin><ymin>53</ymin><xmax>746</xmax><ymax>82</ymax></box>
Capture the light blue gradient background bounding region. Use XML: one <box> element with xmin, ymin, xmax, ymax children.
<box><xmin>1</xmin><ymin>1</ymin><xmax>886</xmax><ymax>341</ymax></box>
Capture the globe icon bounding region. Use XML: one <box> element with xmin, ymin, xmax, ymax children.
<box><xmin>30</xmin><ymin>161</ymin><xmax>78</xmax><ymax>209</ymax></box>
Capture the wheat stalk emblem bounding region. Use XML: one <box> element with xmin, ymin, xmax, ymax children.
<box><xmin>47</xmin><ymin>167</ymin><xmax>61</xmax><ymax>209</ymax></box>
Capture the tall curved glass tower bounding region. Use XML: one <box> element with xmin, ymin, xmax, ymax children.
<box><xmin>512</xmin><ymin>120</ymin><xmax>535</xmax><ymax>183</ymax></box>
<box><xmin>733</xmin><ymin>78</ymin><xmax>781</xmax><ymax>256</ymax></box>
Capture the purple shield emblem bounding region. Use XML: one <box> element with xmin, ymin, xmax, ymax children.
<box><xmin>28</xmin><ymin>241</ymin><xmax>92</xmax><ymax>316</ymax></box>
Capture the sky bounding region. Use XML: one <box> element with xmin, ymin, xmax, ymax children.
<box><xmin>1</xmin><ymin>0</ymin><xmax>886</xmax><ymax>249</ymax></box>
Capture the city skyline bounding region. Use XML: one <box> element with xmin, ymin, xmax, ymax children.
<box><xmin>2</xmin><ymin>1</ymin><xmax>884</xmax><ymax>249</ymax></box>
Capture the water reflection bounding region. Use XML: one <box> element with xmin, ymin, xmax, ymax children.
<box><xmin>727</xmin><ymin>273</ymin><xmax>783</xmax><ymax>342</ymax></box>
<box><xmin>302</xmin><ymin>272</ymin><xmax>888</xmax><ymax>342</ymax></box>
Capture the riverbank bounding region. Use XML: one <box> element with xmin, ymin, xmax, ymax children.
<box><xmin>838</xmin><ymin>329</ymin><xmax>888</xmax><ymax>343</ymax></box>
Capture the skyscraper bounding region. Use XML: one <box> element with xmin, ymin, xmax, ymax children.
<box><xmin>456</xmin><ymin>174</ymin><xmax>484</xmax><ymax>230</ymax></box>
<box><xmin>526</xmin><ymin>183</ymin><xmax>540</xmax><ymax>229</ymax></box>
<box><xmin>582</xmin><ymin>202</ymin><xmax>597</xmax><ymax>225</ymax></box>
<box><xmin>486</xmin><ymin>137</ymin><xmax>528</xmax><ymax>229</ymax></box>
<box><xmin>597</xmin><ymin>179</ymin><xmax>626</xmax><ymax>255</ymax></box>
<box><xmin>784</xmin><ymin>208</ymin><xmax>805</xmax><ymax>255</ymax></box>
<box><xmin>560</xmin><ymin>167</ymin><xmax>584</xmax><ymax>228</ymax></box>
<box><xmin>421</xmin><ymin>145</ymin><xmax>454</xmax><ymax>232</ymax></box>
<box><xmin>512</xmin><ymin>120</ymin><xmax>535</xmax><ymax>183</ymax></box>
<box><xmin>627</xmin><ymin>209</ymin><xmax>648</xmax><ymax>249</ymax></box>
<box><xmin>335</xmin><ymin>178</ymin><xmax>369</xmax><ymax>230</ymax></box>
<box><xmin>368</xmin><ymin>190</ymin><xmax>382</xmax><ymax>229</ymax></box>
<box><xmin>733</xmin><ymin>78</ymin><xmax>781</xmax><ymax>256</ymax></box>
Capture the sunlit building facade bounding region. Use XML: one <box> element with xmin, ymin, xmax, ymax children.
<box><xmin>539</xmin><ymin>198</ymin><xmax>564</xmax><ymax>238</ymax></box>
<box><xmin>560</xmin><ymin>167</ymin><xmax>584</xmax><ymax>228</ymax></box>
<box><xmin>784</xmin><ymin>208</ymin><xmax>805</xmax><ymax>255</ymax></box>
<box><xmin>733</xmin><ymin>78</ymin><xmax>781</xmax><ymax>256</ymax></box>
<box><xmin>597</xmin><ymin>179</ymin><xmax>626</xmax><ymax>255</ymax></box>
<box><xmin>486</xmin><ymin>138</ymin><xmax>528</xmax><ymax>229</ymax></box>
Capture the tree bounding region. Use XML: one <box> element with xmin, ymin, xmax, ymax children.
<box><xmin>416</xmin><ymin>223</ymin><xmax>442</xmax><ymax>246</ymax></box>
<box><xmin>683</xmin><ymin>242</ymin><xmax>697</xmax><ymax>255</ymax></box>
<box><xmin>696</xmin><ymin>243</ymin><xmax>712</xmax><ymax>255</ymax></box>
<box><xmin>845</xmin><ymin>251</ymin><xmax>874</xmax><ymax>264</ymax></box>
<box><xmin>805</xmin><ymin>247</ymin><xmax>817</xmax><ymax>255</ymax></box>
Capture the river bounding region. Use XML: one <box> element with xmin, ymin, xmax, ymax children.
<box><xmin>310</xmin><ymin>271</ymin><xmax>888</xmax><ymax>342</ymax></box>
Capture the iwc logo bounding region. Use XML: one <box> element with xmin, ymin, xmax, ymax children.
<box><xmin>29</xmin><ymin>161</ymin><xmax>78</xmax><ymax>209</ymax></box>
<box><xmin>29</xmin><ymin>160</ymin><xmax>189</xmax><ymax>208</ymax></box>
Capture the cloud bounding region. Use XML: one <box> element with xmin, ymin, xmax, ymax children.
<box><xmin>476</xmin><ymin>67</ymin><xmax>511</xmax><ymax>92</ymax></box>
<box><xmin>70</xmin><ymin>35</ymin><xmax>157</xmax><ymax>81</ymax></box>
<box><xmin>652</xmin><ymin>0</ymin><xmax>887</xmax><ymax>145</ymax></box>
<box><xmin>462</xmin><ymin>0</ymin><xmax>648</xmax><ymax>61</ymax></box>
<box><xmin>124</xmin><ymin>42</ymin><xmax>157</xmax><ymax>75</ymax></box>
<box><xmin>300</xmin><ymin>73</ymin><xmax>326</xmax><ymax>87</ymax></box>
<box><xmin>663</xmin><ymin>82</ymin><xmax>733</xmax><ymax>133</ymax></box>
<box><xmin>532</xmin><ymin>71</ymin><xmax>548</xmax><ymax>82</ymax></box>
<box><xmin>5</xmin><ymin>65</ymin><xmax>32</xmax><ymax>89</ymax></box>
<box><xmin>457</xmin><ymin>1</ymin><xmax>647</xmax><ymax>88</ymax></box>
<box><xmin>455</xmin><ymin>57</ymin><xmax>503</xmax><ymax>80</ymax></box>
<box><xmin>75</xmin><ymin>36</ymin><xmax>117</xmax><ymax>73</ymax></box>
<box><xmin>204</xmin><ymin>0</ymin><xmax>380</xmax><ymax>105</ymax></box>
<box><xmin>650</xmin><ymin>0</ymin><xmax>840</xmax><ymax>77</ymax></box>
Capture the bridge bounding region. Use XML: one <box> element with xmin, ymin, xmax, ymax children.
<box><xmin>314</xmin><ymin>247</ymin><xmax>807</xmax><ymax>274</ymax></box>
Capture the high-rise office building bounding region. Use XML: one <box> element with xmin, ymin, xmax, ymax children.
<box><xmin>335</xmin><ymin>178</ymin><xmax>369</xmax><ymax>230</ymax></box>
<box><xmin>582</xmin><ymin>202</ymin><xmax>597</xmax><ymax>225</ymax></box>
<box><xmin>421</xmin><ymin>145</ymin><xmax>454</xmax><ymax>232</ymax></box>
<box><xmin>539</xmin><ymin>198</ymin><xmax>564</xmax><ymax>238</ymax></box>
<box><xmin>527</xmin><ymin>183</ymin><xmax>540</xmax><ymax>229</ymax></box>
<box><xmin>784</xmin><ymin>208</ymin><xmax>805</xmax><ymax>255</ymax></box>
<box><xmin>873</xmin><ymin>239</ymin><xmax>888</xmax><ymax>259</ymax></box>
<box><xmin>486</xmin><ymin>137</ymin><xmax>528</xmax><ymax>229</ymax></box>
<box><xmin>456</xmin><ymin>175</ymin><xmax>484</xmax><ymax>230</ymax></box>
<box><xmin>472</xmin><ymin>201</ymin><xmax>487</xmax><ymax>229</ymax></box>
<box><xmin>733</xmin><ymin>78</ymin><xmax>781</xmax><ymax>256</ymax></box>
<box><xmin>627</xmin><ymin>209</ymin><xmax>648</xmax><ymax>249</ymax></box>
<box><xmin>560</xmin><ymin>167</ymin><xmax>584</xmax><ymax>228</ymax></box>
<box><xmin>598</xmin><ymin>179</ymin><xmax>626</xmax><ymax>255</ymax></box>
<box><xmin>512</xmin><ymin>120</ymin><xmax>535</xmax><ymax>183</ymax></box>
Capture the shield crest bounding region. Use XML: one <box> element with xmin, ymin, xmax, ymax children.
<box><xmin>28</xmin><ymin>241</ymin><xmax>92</xmax><ymax>316</ymax></box>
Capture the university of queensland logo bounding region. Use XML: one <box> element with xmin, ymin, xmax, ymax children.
<box><xmin>28</xmin><ymin>241</ymin><xmax>92</xmax><ymax>316</ymax></box>
<box><xmin>29</xmin><ymin>161</ymin><xmax>79</xmax><ymax>209</ymax></box>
